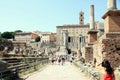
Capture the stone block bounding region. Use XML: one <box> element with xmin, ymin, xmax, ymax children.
<box><xmin>93</xmin><ymin>38</ymin><xmax>120</xmax><ymax>68</ymax></box>
<box><xmin>83</xmin><ymin>46</ymin><xmax>93</xmax><ymax>63</ymax></box>
<box><xmin>102</xmin><ymin>10</ymin><xmax>120</xmax><ymax>33</ymax></box>
<box><xmin>0</xmin><ymin>61</ymin><xmax>8</xmax><ymax>72</ymax></box>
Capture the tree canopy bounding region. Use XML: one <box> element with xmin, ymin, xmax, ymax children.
<box><xmin>1</xmin><ymin>32</ymin><xmax>14</xmax><ymax>39</ymax></box>
<box><xmin>15</xmin><ymin>30</ymin><xmax>22</xmax><ymax>33</ymax></box>
<box><xmin>1</xmin><ymin>30</ymin><xmax>23</xmax><ymax>39</ymax></box>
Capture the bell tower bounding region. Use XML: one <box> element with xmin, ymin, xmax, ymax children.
<box><xmin>79</xmin><ymin>11</ymin><xmax>84</xmax><ymax>25</ymax></box>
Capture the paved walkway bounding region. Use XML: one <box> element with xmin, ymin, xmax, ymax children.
<box><xmin>22</xmin><ymin>62</ymin><xmax>89</xmax><ymax>80</ymax></box>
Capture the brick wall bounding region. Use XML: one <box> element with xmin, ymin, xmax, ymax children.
<box><xmin>83</xmin><ymin>46</ymin><xmax>93</xmax><ymax>63</ymax></box>
<box><xmin>103</xmin><ymin>11</ymin><xmax>120</xmax><ymax>33</ymax></box>
<box><xmin>31</xmin><ymin>33</ymin><xmax>39</xmax><ymax>39</ymax></box>
<box><xmin>50</xmin><ymin>33</ymin><xmax>56</xmax><ymax>42</ymax></box>
<box><xmin>93</xmin><ymin>38</ymin><xmax>120</xmax><ymax>68</ymax></box>
<box><xmin>88</xmin><ymin>31</ymin><xmax>97</xmax><ymax>43</ymax></box>
<box><xmin>106</xmin><ymin>33</ymin><xmax>120</xmax><ymax>38</ymax></box>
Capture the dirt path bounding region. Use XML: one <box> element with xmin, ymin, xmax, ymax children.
<box><xmin>23</xmin><ymin>62</ymin><xmax>89</xmax><ymax>80</ymax></box>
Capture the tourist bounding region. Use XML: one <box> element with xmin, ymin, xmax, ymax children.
<box><xmin>69</xmin><ymin>57</ymin><xmax>73</xmax><ymax>65</ymax></box>
<box><xmin>100</xmin><ymin>59</ymin><xmax>115</xmax><ymax>80</ymax></box>
<box><xmin>61</xmin><ymin>57</ymin><xmax>65</xmax><ymax>65</ymax></box>
<box><xmin>58</xmin><ymin>56</ymin><xmax>61</xmax><ymax>65</ymax></box>
<box><xmin>50</xmin><ymin>57</ymin><xmax>54</xmax><ymax>65</ymax></box>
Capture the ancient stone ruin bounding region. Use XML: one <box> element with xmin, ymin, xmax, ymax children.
<box><xmin>82</xmin><ymin>0</ymin><xmax>120</xmax><ymax>69</ymax></box>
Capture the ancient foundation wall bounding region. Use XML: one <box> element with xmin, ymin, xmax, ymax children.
<box><xmin>82</xmin><ymin>46</ymin><xmax>93</xmax><ymax>63</ymax></box>
<box><xmin>93</xmin><ymin>38</ymin><xmax>120</xmax><ymax>68</ymax></box>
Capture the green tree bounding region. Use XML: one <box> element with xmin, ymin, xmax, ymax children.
<box><xmin>0</xmin><ymin>37</ymin><xmax>6</xmax><ymax>42</ymax></box>
<box><xmin>35</xmin><ymin>36</ymin><xmax>41</xmax><ymax>42</ymax></box>
<box><xmin>14</xmin><ymin>30</ymin><xmax>22</xmax><ymax>33</ymax></box>
<box><xmin>1</xmin><ymin>32</ymin><xmax>14</xmax><ymax>39</ymax></box>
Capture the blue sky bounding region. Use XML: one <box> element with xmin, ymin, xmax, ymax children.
<box><xmin>0</xmin><ymin>0</ymin><xmax>120</xmax><ymax>33</ymax></box>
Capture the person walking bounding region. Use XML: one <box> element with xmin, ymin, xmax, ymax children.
<box><xmin>61</xmin><ymin>57</ymin><xmax>65</xmax><ymax>65</ymax></box>
<box><xmin>58</xmin><ymin>56</ymin><xmax>61</xmax><ymax>65</ymax></box>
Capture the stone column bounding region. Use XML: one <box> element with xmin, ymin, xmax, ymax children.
<box><xmin>77</xmin><ymin>36</ymin><xmax>82</xmax><ymax>59</ymax></box>
<box><xmin>107</xmin><ymin>0</ymin><xmax>117</xmax><ymax>10</ymax></box>
<box><xmin>63</xmin><ymin>33</ymin><xmax>66</xmax><ymax>46</ymax></box>
<box><xmin>82</xmin><ymin>36</ymin><xmax>85</xmax><ymax>46</ymax></box>
<box><xmin>81</xmin><ymin>36</ymin><xmax>83</xmax><ymax>48</ymax></box>
<box><xmin>90</xmin><ymin>5</ymin><xmax>95</xmax><ymax>30</ymax></box>
<box><xmin>61</xmin><ymin>31</ymin><xmax>64</xmax><ymax>46</ymax></box>
<box><xmin>88</xmin><ymin>5</ymin><xmax>98</xmax><ymax>44</ymax></box>
<box><xmin>62</xmin><ymin>30</ymin><xmax>67</xmax><ymax>47</ymax></box>
<box><xmin>80</xmin><ymin>36</ymin><xmax>82</xmax><ymax>51</ymax></box>
<box><xmin>78</xmin><ymin>36</ymin><xmax>80</xmax><ymax>50</ymax></box>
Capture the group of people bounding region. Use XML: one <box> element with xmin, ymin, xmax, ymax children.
<box><xmin>50</xmin><ymin>56</ymin><xmax>115</xmax><ymax>80</ymax></box>
<box><xmin>50</xmin><ymin>56</ymin><xmax>66</xmax><ymax>65</ymax></box>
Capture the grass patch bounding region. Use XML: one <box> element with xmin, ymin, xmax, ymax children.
<box><xmin>19</xmin><ymin>62</ymin><xmax>49</xmax><ymax>77</ymax></box>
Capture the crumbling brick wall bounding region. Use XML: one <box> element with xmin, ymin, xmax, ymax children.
<box><xmin>93</xmin><ymin>38</ymin><xmax>120</xmax><ymax>68</ymax></box>
<box><xmin>82</xmin><ymin>46</ymin><xmax>93</xmax><ymax>63</ymax></box>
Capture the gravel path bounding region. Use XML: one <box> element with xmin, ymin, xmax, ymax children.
<box><xmin>22</xmin><ymin>62</ymin><xmax>89</xmax><ymax>80</ymax></box>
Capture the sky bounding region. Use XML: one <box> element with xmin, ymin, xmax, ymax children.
<box><xmin>0</xmin><ymin>0</ymin><xmax>120</xmax><ymax>33</ymax></box>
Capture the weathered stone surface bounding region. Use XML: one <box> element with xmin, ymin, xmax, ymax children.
<box><xmin>107</xmin><ymin>0</ymin><xmax>117</xmax><ymax>10</ymax></box>
<box><xmin>103</xmin><ymin>10</ymin><xmax>120</xmax><ymax>33</ymax></box>
<box><xmin>93</xmin><ymin>38</ymin><xmax>120</xmax><ymax>68</ymax></box>
<box><xmin>88</xmin><ymin>30</ymin><xmax>98</xmax><ymax>43</ymax></box>
<box><xmin>0</xmin><ymin>61</ymin><xmax>7</xmax><ymax>72</ymax></box>
<box><xmin>89</xmin><ymin>5</ymin><xmax>95</xmax><ymax>30</ymax></box>
<box><xmin>83</xmin><ymin>46</ymin><xmax>93</xmax><ymax>63</ymax></box>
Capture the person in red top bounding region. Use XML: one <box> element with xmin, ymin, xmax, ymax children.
<box><xmin>101</xmin><ymin>59</ymin><xmax>115</xmax><ymax>80</ymax></box>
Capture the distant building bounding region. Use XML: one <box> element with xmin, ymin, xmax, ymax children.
<box><xmin>56</xmin><ymin>11</ymin><xmax>104</xmax><ymax>52</ymax></box>
<box><xmin>50</xmin><ymin>33</ymin><xmax>56</xmax><ymax>42</ymax></box>
<box><xmin>40</xmin><ymin>32</ymin><xmax>52</xmax><ymax>43</ymax></box>
<box><xmin>56</xmin><ymin>11</ymin><xmax>89</xmax><ymax>52</ymax></box>
<box><xmin>33</xmin><ymin>31</ymin><xmax>56</xmax><ymax>43</ymax></box>
<box><xmin>56</xmin><ymin>24</ymin><xmax>89</xmax><ymax>51</ymax></box>
<box><xmin>15</xmin><ymin>32</ymin><xmax>39</xmax><ymax>43</ymax></box>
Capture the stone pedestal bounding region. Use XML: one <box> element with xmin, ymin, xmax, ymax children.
<box><xmin>55</xmin><ymin>46</ymin><xmax>68</xmax><ymax>56</ymax></box>
<box><xmin>93</xmin><ymin>1</ymin><xmax>120</xmax><ymax>68</ymax></box>
<box><xmin>106</xmin><ymin>32</ymin><xmax>120</xmax><ymax>38</ymax></box>
<box><xmin>88</xmin><ymin>30</ymin><xmax>98</xmax><ymax>44</ymax></box>
<box><xmin>102</xmin><ymin>10</ymin><xmax>120</xmax><ymax>34</ymax></box>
